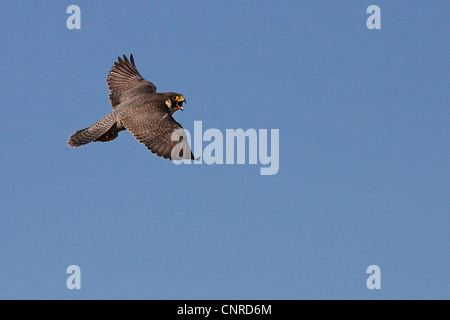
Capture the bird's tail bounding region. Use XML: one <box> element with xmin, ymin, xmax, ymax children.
<box><xmin>67</xmin><ymin>111</ymin><xmax>118</xmax><ymax>148</ymax></box>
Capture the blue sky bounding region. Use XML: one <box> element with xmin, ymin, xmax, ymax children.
<box><xmin>0</xmin><ymin>1</ymin><xmax>448</xmax><ymax>299</ymax></box>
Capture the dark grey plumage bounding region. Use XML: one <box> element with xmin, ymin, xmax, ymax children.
<box><xmin>66</xmin><ymin>111</ymin><xmax>118</xmax><ymax>147</ymax></box>
<box><xmin>67</xmin><ymin>55</ymin><xmax>195</xmax><ymax>160</ymax></box>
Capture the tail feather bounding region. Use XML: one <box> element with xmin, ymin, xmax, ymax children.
<box><xmin>67</xmin><ymin>112</ymin><xmax>118</xmax><ymax>147</ymax></box>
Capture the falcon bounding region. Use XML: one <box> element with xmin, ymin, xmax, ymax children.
<box><xmin>67</xmin><ymin>54</ymin><xmax>196</xmax><ymax>160</ymax></box>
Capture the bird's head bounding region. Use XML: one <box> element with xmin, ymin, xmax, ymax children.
<box><xmin>165</xmin><ymin>93</ymin><xmax>186</xmax><ymax>114</ymax></box>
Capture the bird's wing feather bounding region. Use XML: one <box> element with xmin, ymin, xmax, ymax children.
<box><xmin>119</xmin><ymin>103</ymin><xmax>194</xmax><ymax>160</ymax></box>
<box><xmin>107</xmin><ymin>54</ymin><xmax>157</xmax><ymax>109</ymax></box>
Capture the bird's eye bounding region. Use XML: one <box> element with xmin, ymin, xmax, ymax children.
<box><xmin>172</xmin><ymin>95</ymin><xmax>178</xmax><ymax>101</ymax></box>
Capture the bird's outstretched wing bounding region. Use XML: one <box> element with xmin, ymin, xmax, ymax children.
<box><xmin>107</xmin><ymin>54</ymin><xmax>157</xmax><ymax>109</ymax></box>
<box><xmin>119</xmin><ymin>105</ymin><xmax>195</xmax><ymax>160</ymax></box>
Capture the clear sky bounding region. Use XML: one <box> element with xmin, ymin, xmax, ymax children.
<box><xmin>0</xmin><ymin>1</ymin><xmax>448</xmax><ymax>299</ymax></box>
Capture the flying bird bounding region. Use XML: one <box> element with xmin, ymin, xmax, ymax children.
<box><xmin>67</xmin><ymin>54</ymin><xmax>195</xmax><ymax>160</ymax></box>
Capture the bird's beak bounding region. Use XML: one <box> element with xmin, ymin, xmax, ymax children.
<box><xmin>178</xmin><ymin>96</ymin><xmax>186</xmax><ymax>111</ymax></box>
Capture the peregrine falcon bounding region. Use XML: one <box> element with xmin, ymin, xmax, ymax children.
<box><xmin>67</xmin><ymin>54</ymin><xmax>195</xmax><ymax>160</ymax></box>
